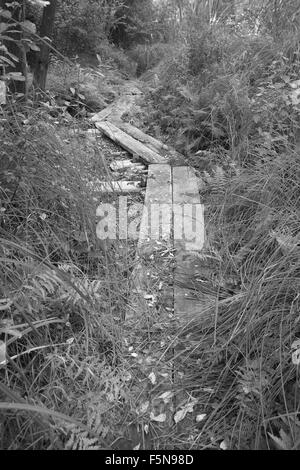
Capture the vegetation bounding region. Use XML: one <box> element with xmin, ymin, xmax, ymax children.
<box><xmin>1</xmin><ymin>0</ymin><xmax>300</xmax><ymax>450</ymax></box>
<box><xmin>138</xmin><ymin>0</ymin><xmax>300</xmax><ymax>450</ymax></box>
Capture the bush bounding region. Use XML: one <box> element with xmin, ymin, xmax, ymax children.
<box><xmin>178</xmin><ymin>146</ymin><xmax>300</xmax><ymax>449</ymax></box>
<box><xmin>188</xmin><ymin>25</ymin><xmax>227</xmax><ymax>76</ymax></box>
<box><xmin>54</xmin><ymin>0</ymin><xmax>123</xmax><ymax>56</ymax></box>
<box><xmin>135</xmin><ymin>5</ymin><xmax>300</xmax><ymax>448</ymax></box>
<box><xmin>128</xmin><ymin>42</ymin><xmax>172</xmax><ymax>76</ymax></box>
<box><xmin>142</xmin><ymin>20</ymin><xmax>300</xmax><ymax>161</ymax></box>
<box><xmin>0</xmin><ymin>102</ymin><xmax>132</xmax><ymax>449</ymax></box>
<box><xmin>96</xmin><ymin>42</ymin><xmax>137</xmax><ymax>76</ymax></box>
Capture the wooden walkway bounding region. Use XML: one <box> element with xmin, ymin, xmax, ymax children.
<box><xmin>91</xmin><ymin>82</ymin><xmax>205</xmax><ymax>323</ymax></box>
<box><xmin>90</xmin><ymin>82</ymin><xmax>207</xmax><ymax>449</ymax></box>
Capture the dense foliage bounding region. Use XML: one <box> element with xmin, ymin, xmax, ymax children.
<box><xmin>54</xmin><ymin>0</ymin><xmax>124</xmax><ymax>55</ymax></box>
<box><xmin>137</xmin><ymin>0</ymin><xmax>300</xmax><ymax>449</ymax></box>
<box><xmin>1</xmin><ymin>0</ymin><xmax>300</xmax><ymax>450</ymax></box>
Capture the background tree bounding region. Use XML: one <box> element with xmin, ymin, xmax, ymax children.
<box><xmin>0</xmin><ymin>0</ymin><xmax>26</xmax><ymax>95</ymax></box>
<box><xmin>110</xmin><ymin>0</ymin><xmax>160</xmax><ymax>48</ymax></box>
<box><xmin>33</xmin><ymin>0</ymin><xmax>57</xmax><ymax>90</ymax></box>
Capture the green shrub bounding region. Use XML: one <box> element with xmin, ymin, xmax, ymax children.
<box><xmin>142</xmin><ymin>20</ymin><xmax>300</xmax><ymax>161</ymax></box>
<box><xmin>178</xmin><ymin>146</ymin><xmax>300</xmax><ymax>449</ymax></box>
<box><xmin>54</xmin><ymin>0</ymin><xmax>123</xmax><ymax>56</ymax></box>
<box><xmin>187</xmin><ymin>24</ymin><xmax>231</xmax><ymax>76</ymax></box>
<box><xmin>0</xmin><ymin>103</ymin><xmax>131</xmax><ymax>449</ymax></box>
<box><xmin>128</xmin><ymin>42</ymin><xmax>172</xmax><ymax>76</ymax></box>
<box><xmin>96</xmin><ymin>42</ymin><xmax>137</xmax><ymax>76</ymax></box>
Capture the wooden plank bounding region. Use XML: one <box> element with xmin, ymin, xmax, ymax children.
<box><xmin>87</xmin><ymin>180</ymin><xmax>143</xmax><ymax>194</ymax></box>
<box><xmin>95</xmin><ymin>121</ymin><xmax>167</xmax><ymax>164</ymax></box>
<box><xmin>127</xmin><ymin>165</ymin><xmax>172</xmax><ymax>321</ymax></box>
<box><xmin>110</xmin><ymin>119</ymin><xmax>169</xmax><ymax>155</ymax></box>
<box><xmin>138</xmin><ymin>164</ymin><xmax>172</xmax><ymax>250</ymax></box>
<box><xmin>126</xmin><ymin>165</ymin><xmax>175</xmax><ymax>447</ymax></box>
<box><xmin>173</xmin><ymin>166</ymin><xmax>205</xmax><ymax>251</ymax></box>
<box><xmin>110</xmin><ymin>119</ymin><xmax>186</xmax><ymax>165</ymax></box>
<box><xmin>91</xmin><ymin>93</ymin><xmax>137</xmax><ymax>123</ymax></box>
<box><xmin>90</xmin><ymin>102</ymin><xmax>116</xmax><ymax>122</ymax></box>
<box><xmin>110</xmin><ymin>159</ymin><xmax>146</xmax><ymax>172</ymax></box>
<box><xmin>172</xmin><ymin>166</ymin><xmax>205</xmax><ymax>319</ymax></box>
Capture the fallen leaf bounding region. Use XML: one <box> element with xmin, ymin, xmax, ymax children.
<box><xmin>159</xmin><ymin>373</ymin><xmax>169</xmax><ymax>379</ymax></box>
<box><xmin>148</xmin><ymin>372</ymin><xmax>156</xmax><ymax>384</ymax></box>
<box><xmin>196</xmin><ymin>413</ymin><xmax>207</xmax><ymax>423</ymax></box>
<box><xmin>174</xmin><ymin>408</ymin><xmax>187</xmax><ymax>424</ymax></box>
<box><xmin>220</xmin><ymin>440</ymin><xmax>228</xmax><ymax>450</ymax></box>
<box><xmin>174</xmin><ymin>401</ymin><xmax>197</xmax><ymax>424</ymax></box>
<box><xmin>145</xmin><ymin>356</ymin><xmax>153</xmax><ymax>364</ymax></box>
<box><xmin>291</xmin><ymin>340</ymin><xmax>300</xmax><ymax>365</ymax></box>
<box><xmin>0</xmin><ymin>341</ymin><xmax>7</xmax><ymax>366</ymax></box>
<box><xmin>291</xmin><ymin>339</ymin><xmax>300</xmax><ymax>349</ymax></box>
<box><xmin>158</xmin><ymin>391</ymin><xmax>174</xmax><ymax>403</ymax></box>
<box><xmin>139</xmin><ymin>401</ymin><xmax>149</xmax><ymax>414</ymax></box>
<box><xmin>292</xmin><ymin>350</ymin><xmax>300</xmax><ymax>365</ymax></box>
<box><xmin>150</xmin><ymin>412</ymin><xmax>166</xmax><ymax>423</ymax></box>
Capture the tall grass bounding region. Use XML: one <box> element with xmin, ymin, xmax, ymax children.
<box><xmin>138</xmin><ymin>4</ymin><xmax>300</xmax><ymax>449</ymax></box>
<box><xmin>0</xmin><ymin>75</ymin><xmax>136</xmax><ymax>448</ymax></box>
<box><xmin>177</xmin><ymin>149</ymin><xmax>300</xmax><ymax>449</ymax></box>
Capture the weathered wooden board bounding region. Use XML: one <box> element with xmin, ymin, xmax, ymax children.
<box><xmin>127</xmin><ymin>165</ymin><xmax>172</xmax><ymax>321</ymax></box>
<box><xmin>88</xmin><ymin>180</ymin><xmax>142</xmax><ymax>194</ymax></box>
<box><xmin>138</xmin><ymin>164</ymin><xmax>172</xmax><ymax>249</ymax></box>
<box><xmin>110</xmin><ymin>119</ymin><xmax>169</xmax><ymax>154</ymax></box>
<box><xmin>91</xmin><ymin>84</ymin><xmax>141</xmax><ymax>123</ymax></box>
<box><xmin>173</xmin><ymin>166</ymin><xmax>205</xmax><ymax>251</ymax></box>
<box><xmin>95</xmin><ymin>120</ymin><xmax>167</xmax><ymax>164</ymax></box>
<box><xmin>111</xmin><ymin>120</ymin><xmax>186</xmax><ymax>165</ymax></box>
<box><xmin>110</xmin><ymin>159</ymin><xmax>146</xmax><ymax>172</ymax></box>
<box><xmin>172</xmin><ymin>166</ymin><xmax>205</xmax><ymax>319</ymax></box>
<box><xmin>123</xmin><ymin>165</ymin><xmax>175</xmax><ymax>447</ymax></box>
<box><xmin>90</xmin><ymin>101</ymin><xmax>116</xmax><ymax>122</ymax></box>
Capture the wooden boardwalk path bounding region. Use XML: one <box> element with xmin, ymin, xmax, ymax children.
<box><xmin>91</xmin><ymin>85</ymin><xmax>205</xmax><ymax>323</ymax></box>
<box><xmin>90</xmin><ymin>85</ymin><xmax>206</xmax><ymax>449</ymax></box>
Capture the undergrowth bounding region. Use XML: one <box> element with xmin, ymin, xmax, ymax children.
<box><xmin>0</xmin><ymin>64</ymin><xmax>137</xmax><ymax>449</ymax></box>
<box><xmin>177</xmin><ymin>151</ymin><xmax>300</xmax><ymax>449</ymax></box>
<box><xmin>138</xmin><ymin>16</ymin><xmax>300</xmax><ymax>450</ymax></box>
<box><xmin>2</xmin><ymin>1</ymin><xmax>300</xmax><ymax>451</ymax></box>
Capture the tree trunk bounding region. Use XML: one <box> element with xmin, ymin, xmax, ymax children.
<box><xmin>0</xmin><ymin>0</ymin><xmax>26</xmax><ymax>96</ymax></box>
<box><xmin>33</xmin><ymin>0</ymin><xmax>57</xmax><ymax>91</ymax></box>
